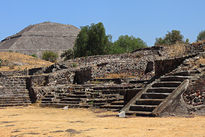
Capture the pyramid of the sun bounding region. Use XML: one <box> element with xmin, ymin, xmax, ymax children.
<box><xmin>0</xmin><ymin>22</ymin><xmax>80</xmax><ymax>57</ymax></box>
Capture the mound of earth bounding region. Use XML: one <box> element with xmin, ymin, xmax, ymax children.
<box><xmin>0</xmin><ymin>22</ymin><xmax>80</xmax><ymax>57</ymax></box>
<box><xmin>0</xmin><ymin>52</ymin><xmax>53</xmax><ymax>71</ymax></box>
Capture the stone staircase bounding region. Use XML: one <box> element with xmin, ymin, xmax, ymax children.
<box><xmin>40</xmin><ymin>84</ymin><xmax>140</xmax><ymax>111</ymax></box>
<box><xmin>0</xmin><ymin>90</ymin><xmax>31</xmax><ymax>107</ymax></box>
<box><xmin>40</xmin><ymin>86</ymin><xmax>89</xmax><ymax>108</ymax></box>
<box><xmin>121</xmin><ymin>66</ymin><xmax>204</xmax><ymax>116</ymax></box>
<box><xmin>0</xmin><ymin>76</ymin><xmax>31</xmax><ymax>107</ymax></box>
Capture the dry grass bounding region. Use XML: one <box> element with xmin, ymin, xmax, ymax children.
<box><xmin>0</xmin><ymin>52</ymin><xmax>53</xmax><ymax>71</ymax></box>
<box><xmin>102</xmin><ymin>73</ymin><xmax>136</xmax><ymax>79</ymax></box>
<box><xmin>0</xmin><ymin>106</ymin><xmax>205</xmax><ymax>137</ymax></box>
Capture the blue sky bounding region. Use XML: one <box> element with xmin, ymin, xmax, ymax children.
<box><xmin>0</xmin><ymin>0</ymin><xmax>205</xmax><ymax>46</ymax></box>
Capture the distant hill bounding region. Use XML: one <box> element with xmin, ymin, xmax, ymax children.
<box><xmin>0</xmin><ymin>22</ymin><xmax>80</xmax><ymax>58</ymax></box>
<box><xmin>0</xmin><ymin>52</ymin><xmax>53</xmax><ymax>71</ymax></box>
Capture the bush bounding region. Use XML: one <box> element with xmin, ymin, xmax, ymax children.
<box><xmin>31</xmin><ymin>54</ymin><xmax>37</xmax><ymax>58</ymax></box>
<box><xmin>109</xmin><ymin>35</ymin><xmax>147</xmax><ymax>54</ymax></box>
<box><xmin>60</xmin><ymin>49</ymin><xmax>74</xmax><ymax>61</ymax></box>
<box><xmin>42</xmin><ymin>51</ymin><xmax>58</xmax><ymax>62</ymax></box>
<box><xmin>155</xmin><ymin>30</ymin><xmax>184</xmax><ymax>46</ymax></box>
<box><xmin>197</xmin><ymin>30</ymin><xmax>205</xmax><ymax>41</ymax></box>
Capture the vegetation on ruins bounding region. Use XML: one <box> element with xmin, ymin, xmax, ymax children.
<box><xmin>31</xmin><ymin>54</ymin><xmax>37</xmax><ymax>58</ymax></box>
<box><xmin>62</xmin><ymin>22</ymin><xmax>147</xmax><ymax>60</ymax></box>
<box><xmin>155</xmin><ymin>30</ymin><xmax>187</xmax><ymax>46</ymax></box>
<box><xmin>73</xmin><ymin>22</ymin><xmax>111</xmax><ymax>57</ymax></box>
<box><xmin>61</xmin><ymin>49</ymin><xmax>74</xmax><ymax>60</ymax></box>
<box><xmin>197</xmin><ymin>30</ymin><xmax>205</xmax><ymax>41</ymax></box>
<box><xmin>42</xmin><ymin>51</ymin><xmax>58</xmax><ymax>62</ymax></box>
<box><xmin>108</xmin><ymin>35</ymin><xmax>147</xmax><ymax>54</ymax></box>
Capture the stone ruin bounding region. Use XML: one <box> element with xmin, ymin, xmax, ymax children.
<box><xmin>1</xmin><ymin>43</ymin><xmax>205</xmax><ymax>117</ymax></box>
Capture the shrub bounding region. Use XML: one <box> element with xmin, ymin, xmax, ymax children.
<box><xmin>42</xmin><ymin>51</ymin><xmax>58</xmax><ymax>62</ymax></box>
<box><xmin>197</xmin><ymin>30</ymin><xmax>205</xmax><ymax>41</ymax></box>
<box><xmin>61</xmin><ymin>49</ymin><xmax>74</xmax><ymax>61</ymax></box>
<box><xmin>155</xmin><ymin>30</ymin><xmax>185</xmax><ymax>46</ymax></box>
<box><xmin>31</xmin><ymin>54</ymin><xmax>37</xmax><ymax>58</ymax></box>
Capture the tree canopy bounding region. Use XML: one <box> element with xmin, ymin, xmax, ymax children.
<box><xmin>155</xmin><ymin>30</ymin><xmax>184</xmax><ymax>46</ymax></box>
<box><xmin>62</xmin><ymin>22</ymin><xmax>147</xmax><ymax>60</ymax></box>
<box><xmin>197</xmin><ymin>30</ymin><xmax>205</xmax><ymax>41</ymax></box>
<box><xmin>108</xmin><ymin>35</ymin><xmax>147</xmax><ymax>54</ymax></box>
<box><xmin>73</xmin><ymin>22</ymin><xmax>111</xmax><ymax>57</ymax></box>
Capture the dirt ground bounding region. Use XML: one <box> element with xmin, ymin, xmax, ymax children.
<box><xmin>0</xmin><ymin>106</ymin><xmax>205</xmax><ymax>137</ymax></box>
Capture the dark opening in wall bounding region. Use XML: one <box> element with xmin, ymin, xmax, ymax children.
<box><xmin>145</xmin><ymin>61</ymin><xmax>154</xmax><ymax>74</ymax></box>
<box><xmin>73</xmin><ymin>68</ymin><xmax>92</xmax><ymax>84</ymax></box>
<box><xmin>26</xmin><ymin>78</ymin><xmax>37</xmax><ymax>103</ymax></box>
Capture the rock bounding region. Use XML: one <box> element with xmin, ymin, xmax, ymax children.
<box><xmin>118</xmin><ymin>111</ymin><xmax>125</xmax><ymax>118</ymax></box>
<box><xmin>200</xmin><ymin>64</ymin><xmax>205</xmax><ymax>68</ymax></box>
<box><xmin>62</xmin><ymin>106</ymin><xmax>68</xmax><ymax>110</ymax></box>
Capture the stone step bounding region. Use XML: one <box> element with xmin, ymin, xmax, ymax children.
<box><xmin>160</xmin><ymin>76</ymin><xmax>191</xmax><ymax>81</ymax></box>
<box><xmin>65</xmin><ymin>95</ymin><xmax>87</xmax><ymax>98</ymax></box>
<box><xmin>0</xmin><ymin>103</ymin><xmax>31</xmax><ymax>107</ymax></box>
<box><xmin>189</xmin><ymin>70</ymin><xmax>201</xmax><ymax>74</ymax></box>
<box><xmin>56</xmin><ymin>101</ymin><xmax>80</xmax><ymax>104</ymax></box>
<box><xmin>146</xmin><ymin>87</ymin><xmax>175</xmax><ymax>93</ymax></box>
<box><xmin>135</xmin><ymin>99</ymin><xmax>164</xmax><ymax>105</ymax></box>
<box><xmin>40</xmin><ymin>103</ymin><xmax>80</xmax><ymax>108</ymax></box>
<box><xmin>111</xmin><ymin>100</ymin><xmax>124</xmax><ymax>105</ymax></box>
<box><xmin>0</xmin><ymin>97</ymin><xmax>30</xmax><ymax>100</ymax></box>
<box><xmin>44</xmin><ymin>95</ymin><xmax>55</xmax><ymax>98</ymax></box>
<box><xmin>101</xmin><ymin>104</ymin><xmax>124</xmax><ymax>109</ymax></box>
<box><xmin>93</xmin><ymin>86</ymin><xmax>135</xmax><ymax>90</ymax></box>
<box><xmin>172</xmin><ymin>71</ymin><xmax>189</xmax><ymax>76</ymax></box>
<box><xmin>141</xmin><ymin>93</ymin><xmax>170</xmax><ymax>99</ymax></box>
<box><xmin>60</xmin><ymin>98</ymin><xmax>81</xmax><ymax>101</ymax></box>
<box><xmin>94</xmin><ymin>88</ymin><xmax>142</xmax><ymax>94</ymax></box>
<box><xmin>126</xmin><ymin>111</ymin><xmax>153</xmax><ymax>117</ymax></box>
<box><xmin>129</xmin><ymin>105</ymin><xmax>157</xmax><ymax>112</ymax></box>
<box><xmin>152</xmin><ymin>81</ymin><xmax>181</xmax><ymax>87</ymax></box>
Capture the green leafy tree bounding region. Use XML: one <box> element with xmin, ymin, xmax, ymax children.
<box><xmin>75</xmin><ymin>22</ymin><xmax>111</xmax><ymax>57</ymax></box>
<box><xmin>155</xmin><ymin>30</ymin><xmax>184</xmax><ymax>46</ymax></box>
<box><xmin>108</xmin><ymin>35</ymin><xmax>147</xmax><ymax>54</ymax></box>
<box><xmin>61</xmin><ymin>49</ymin><xmax>74</xmax><ymax>60</ymax></box>
<box><xmin>197</xmin><ymin>30</ymin><xmax>205</xmax><ymax>41</ymax></box>
<box><xmin>74</xmin><ymin>22</ymin><xmax>111</xmax><ymax>57</ymax></box>
<box><xmin>42</xmin><ymin>51</ymin><xmax>58</xmax><ymax>62</ymax></box>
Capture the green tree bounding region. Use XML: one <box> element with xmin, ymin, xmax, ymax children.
<box><xmin>197</xmin><ymin>30</ymin><xmax>205</xmax><ymax>41</ymax></box>
<box><xmin>74</xmin><ymin>22</ymin><xmax>111</xmax><ymax>57</ymax></box>
<box><xmin>155</xmin><ymin>30</ymin><xmax>184</xmax><ymax>46</ymax></box>
<box><xmin>42</xmin><ymin>51</ymin><xmax>58</xmax><ymax>62</ymax></box>
<box><xmin>108</xmin><ymin>35</ymin><xmax>147</xmax><ymax>54</ymax></box>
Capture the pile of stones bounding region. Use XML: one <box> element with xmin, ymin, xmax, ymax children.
<box><xmin>184</xmin><ymin>90</ymin><xmax>205</xmax><ymax>106</ymax></box>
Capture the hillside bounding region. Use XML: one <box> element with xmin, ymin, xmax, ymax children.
<box><xmin>0</xmin><ymin>52</ymin><xmax>53</xmax><ymax>71</ymax></box>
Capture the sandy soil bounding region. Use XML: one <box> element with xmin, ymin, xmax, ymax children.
<box><xmin>0</xmin><ymin>106</ymin><xmax>205</xmax><ymax>137</ymax></box>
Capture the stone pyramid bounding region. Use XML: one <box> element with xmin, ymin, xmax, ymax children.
<box><xmin>0</xmin><ymin>22</ymin><xmax>80</xmax><ymax>57</ymax></box>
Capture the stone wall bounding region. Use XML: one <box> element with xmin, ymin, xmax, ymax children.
<box><xmin>0</xmin><ymin>70</ymin><xmax>27</xmax><ymax>76</ymax></box>
<box><xmin>63</xmin><ymin>48</ymin><xmax>161</xmax><ymax>80</ymax></box>
<box><xmin>155</xmin><ymin>54</ymin><xmax>197</xmax><ymax>77</ymax></box>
